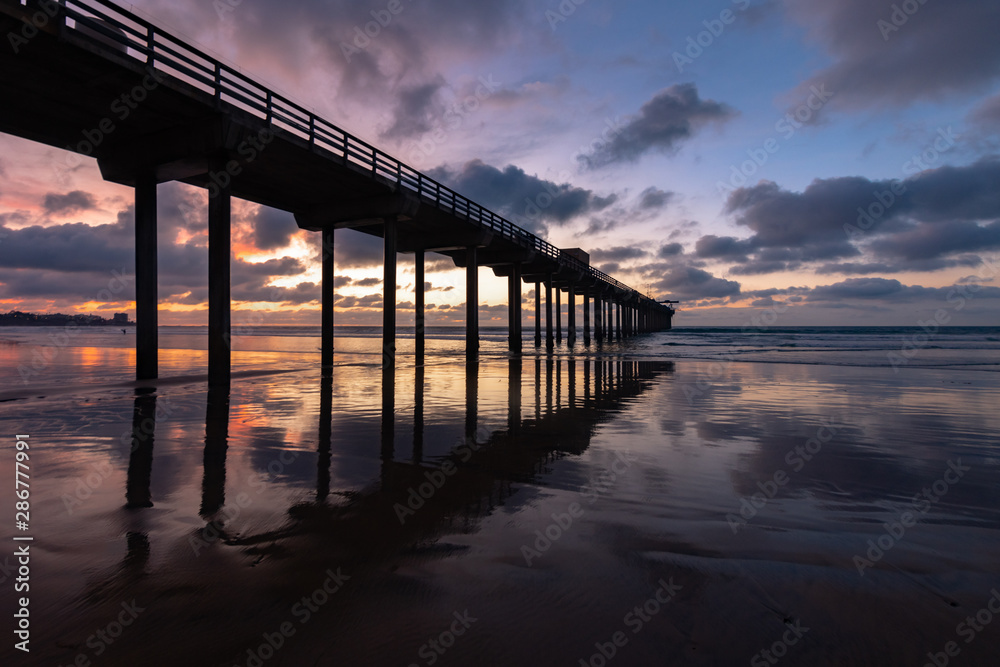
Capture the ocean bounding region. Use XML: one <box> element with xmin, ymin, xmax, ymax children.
<box><xmin>1</xmin><ymin>325</ymin><xmax>999</xmax><ymax>665</ymax></box>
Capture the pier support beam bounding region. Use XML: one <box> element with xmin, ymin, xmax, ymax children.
<box><xmin>567</xmin><ymin>289</ymin><xmax>576</xmax><ymax>346</ymax></box>
<box><xmin>382</xmin><ymin>216</ymin><xmax>397</xmax><ymax>367</ymax></box>
<box><xmin>534</xmin><ymin>281</ymin><xmax>542</xmax><ymax>347</ymax></box>
<box><xmin>583</xmin><ymin>290</ymin><xmax>591</xmax><ymax>346</ymax></box>
<box><xmin>615</xmin><ymin>302</ymin><xmax>621</xmax><ymax>340</ymax></box>
<box><xmin>556</xmin><ymin>288</ymin><xmax>562</xmax><ymax>343</ymax></box>
<box><xmin>466</xmin><ymin>246</ymin><xmax>478</xmax><ymax>360</ymax></box>
<box><xmin>415</xmin><ymin>249</ymin><xmax>425</xmax><ymax>360</ymax></box>
<box><xmin>508</xmin><ymin>264</ymin><xmax>522</xmax><ymax>353</ymax></box>
<box><xmin>594</xmin><ymin>294</ymin><xmax>602</xmax><ymax>344</ymax></box>
<box><xmin>321</xmin><ymin>226</ymin><xmax>334</xmax><ymax>375</ymax></box>
<box><xmin>134</xmin><ymin>173</ymin><xmax>157</xmax><ymax>380</ymax></box>
<box><xmin>208</xmin><ymin>165</ymin><xmax>231</xmax><ymax>387</ymax></box>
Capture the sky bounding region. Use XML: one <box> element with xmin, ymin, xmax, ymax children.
<box><xmin>1</xmin><ymin>0</ymin><xmax>999</xmax><ymax>326</ymax></box>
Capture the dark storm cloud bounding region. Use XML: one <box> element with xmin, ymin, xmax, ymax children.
<box><xmin>816</xmin><ymin>257</ymin><xmax>985</xmax><ymax>275</ymax></box>
<box><xmin>252</xmin><ymin>207</ymin><xmax>300</xmax><ymax>251</ymax></box>
<box><xmin>694</xmin><ymin>235</ymin><xmax>757</xmax><ymax>262</ymax></box>
<box><xmin>638</xmin><ymin>187</ymin><xmax>673</xmax><ymax>210</ymax></box>
<box><xmin>151</xmin><ymin>0</ymin><xmax>537</xmax><ymax>146</ymax></box>
<box><xmin>784</xmin><ymin>0</ymin><xmax>1000</xmax><ymax>112</ymax></box>
<box><xmin>650</xmin><ymin>264</ymin><xmax>741</xmax><ymax>300</ymax></box>
<box><xmin>868</xmin><ymin>221</ymin><xmax>1000</xmax><ymax>261</ymax></box>
<box><xmin>578</xmin><ymin>84</ymin><xmax>736</xmax><ymax>169</ymax></box>
<box><xmin>0</xmin><ymin>219</ymin><xmax>130</xmax><ymax>272</ymax></box>
<box><xmin>429</xmin><ymin>159</ymin><xmax>616</xmax><ymax>230</ymax></box>
<box><xmin>42</xmin><ymin>191</ymin><xmax>97</xmax><ymax>215</ymax></box>
<box><xmin>658</xmin><ymin>243</ymin><xmax>684</xmax><ymax>258</ymax></box>
<box><xmin>714</xmin><ymin>158</ymin><xmax>1000</xmax><ymax>274</ymax></box>
<box><xmin>590</xmin><ymin>246</ymin><xmax>649</xmax><ymax>263</ymax></box>
<box><xmin>969</xmin><ymin>94</ymin><xmax>1000</xmax><ymax>131</ymax></box>
<box><xmin>808</xmin><ymin>278</ymin><xmax>940</xmax><ymax>302</ymax></box>
<box><xmin>379</xmin><ymin>79</ymin><xmax>447</xmax><ymax>140</ymax></box>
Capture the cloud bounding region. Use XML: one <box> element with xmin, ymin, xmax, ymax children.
<box><xmin>783</xmin><ymin>0</ymin><xmax>1000</xmax><ymax>112</ymax></box>
<box><xmin>578</xmin><ymin>84</ymin><xmax>735</xmax><ymax>169</ymax></box>
<box><xmin>713</xmin><ymin>158</ymin><xmax>1000</xmax><ymax>275</ymax></box>
<box><xmin>590</xmin><ymin>246</ymin><xmax>649</xmax><ymax>263</ymax></box>
<box><xmin>429</xmin><ymin>159</ymin><xmax>616</xmax><ymax>232</ymax></box>
<box><xmin>658</xmin><ymin>243</ymin><xmax>684</xmax><ymax>258</ymax></box>
<box><xmin>42</xmin><ymin>191</ymin><xmax>97</xmax><ymax>215</ymax></box>
<box><xmin>379</xmin><ymin>78</ymin><xmax>447</xmax><ymax>140</ymax></box>
<box><xmin>252</xmin><ymin>207</ymin><xmax>300</xmax><ymax>251</ymax></box>
<box><xmin>647</xmin><ymin>263</ymin><xmax>741</xmax><ymax>300</ymax></box>
<box><xmin>638</xmin><ymin>186</ymin><xmax>673</xmax><ymax>210</ymax></box>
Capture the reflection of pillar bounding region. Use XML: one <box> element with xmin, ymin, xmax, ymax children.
<box><xmin>415</xmin><ymin>249</ymin><xmax>425</xmax><ymax>360</ymax></box>
<box><xmin>381</xmin><ymin>365</ymin><xmax>395</xmax><ymax>462</ymax></box>
<box><xmin>583</xmin><ymin>289</ymin><xmax>590</xmax><ymax>346</ymax></box>
<box><xmin>413</xmin><ymin>365</ymin><xmax>424</xmax><ymax>463</ymax></box>
<box><xmin>382</xmin><ymin>216</ymin><xmax>398</xmax><ymax>367</ymax></box>
<box><xmin>545</xmin><ymin>277</ymin><xmax>554</xmax><ymax>349</ymax></box>
<box><xmin>134</xmin><ymin>173</ymin><xmax>157</xmax><ymax>380</ymax></box>
<box><xmin>568</xmin><ymin>359</ymin><xmax>576</xmax><ymax>408</ymax></box>
<box><xmin>465</xmin><ymin>360</ymin><xmax>479</xmax><ymax>441</ymax></box>
<box><xmin>467</xmin><ymin>247</ymin><xmax>479</xmax><ymax>360</ymax></box>
<box><xmin>321</xmin><ymin>226</ymin><xmax>335</xmax><ymax>375</ymax></box>
<box><xmin>200</xmin><ymin>387</ymin><xmax>230</xmax><ymax>517</ymax></box>
<box><xmin>534</xmin><ymin>281</ymin><xmax>542</xmax><ymax>347</ymax></box>
<box><xmin>125</xmin><ymin>388</ymin><xmax>156</xmax><ymax>509</ymax></box>
<box><xmin>567</xmin><ymin>289</ymin><xmax>576</xmax><ymax>346</ymax></box>
<box><xmin>545</xmin><ymin>358</ymin><xmax>553</xmax><ymax>415</ymax></box>
<box><xmin>380</xmin><ymin>365</ymin><xmax>395</xmax><ymax>491</ymax></box>
<box><xmin>508</xmin><ymin>358</ymin><xmax>521</xmax><ymax>435</ymax></box>
<box><xmin>534</xmin><ymin>357</ymin><xmax>541</xmax><ymax>420</ymax></box>
<box><xmin>584</xmin><ymin>359</ymin><xmax>591</xmax><ymax>406</ymax></box>
<box><xmin>208</xmin><ymin>159</ymin><xmax>231</xmax><ymax>388</ymax></box>
<box><xmin>317</xmin><ymin>375</ymin><xmax>333</xmax><ymax>502</ymax></box>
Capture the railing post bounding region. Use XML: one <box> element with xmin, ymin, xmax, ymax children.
<box><xmin>266</xmin><ymin>92</ymin><xmax>273</xmax><ymax>123</ymax></box>
<box><xmin>146</xmin><ymin>27</ymin><xmax>155</xmax><ymax>67</ymax></box>
<box><xmin>213</xmin><ymin>63</ymin><xmax>221</xmax><ymax>106</ymax></box>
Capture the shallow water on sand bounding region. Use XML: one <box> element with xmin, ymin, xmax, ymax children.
<box><xmin>1</xmin><ymin>335</ymin><xmax>999</xmax><ymax>666</ymax></box>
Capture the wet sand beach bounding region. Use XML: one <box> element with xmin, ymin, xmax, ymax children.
<box><xmin>1</xmin><ymin>328</ymin><xmax>999</xmax><ymax>666</ymax></box>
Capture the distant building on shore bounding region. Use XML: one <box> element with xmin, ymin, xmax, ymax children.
<box><xmin>113</xmin><ymin>312</ymin><xmax>129</xmax><ymax>325</ymax></box>
<box><xmin>0</xmin><ymin>310</ymin><xmax>135</xmax><ymax>326</ymax></box>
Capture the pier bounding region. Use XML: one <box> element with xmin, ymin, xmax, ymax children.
<box><xmin>0</xmin><ymin>0</ymin><xmax>674</xmax><ymax>385</ymax></box>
